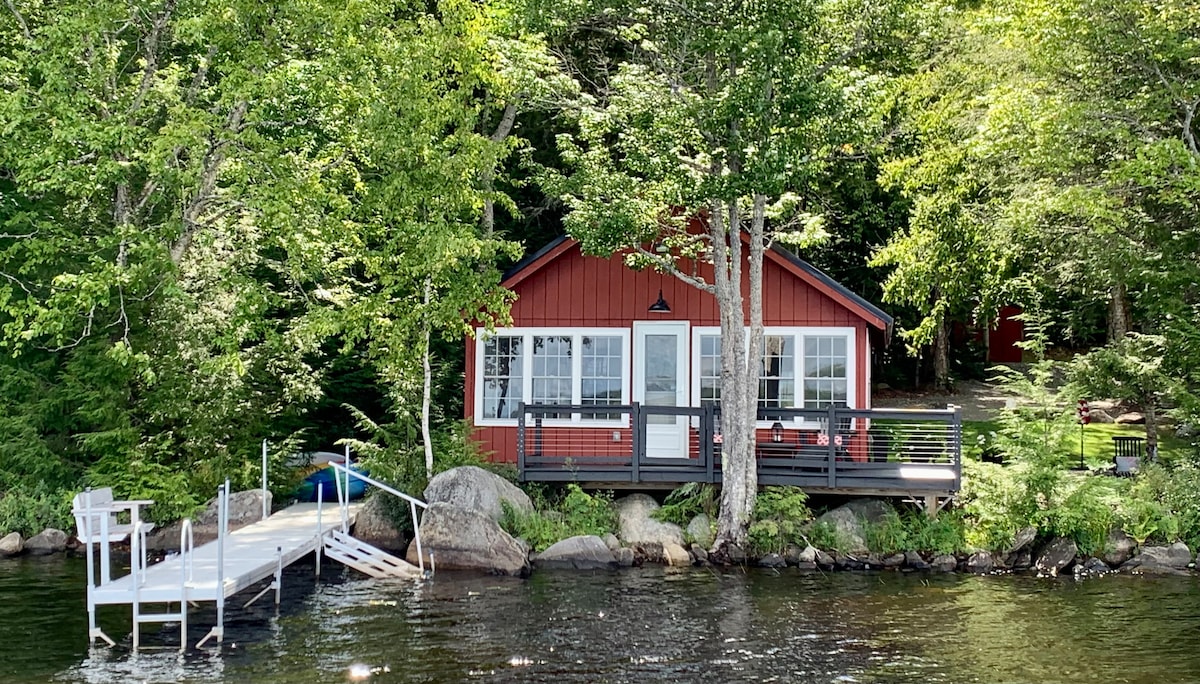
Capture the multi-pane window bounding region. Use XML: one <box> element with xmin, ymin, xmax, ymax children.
<box><xmin>582</xmin><ymin>335</ymin><xmax>623</xmax><ymax>419</ymax></box>
<box><xmin>803</xmin><ymin>336</ymin><xmax>847</xmax><ymax>409</ymax></box>
<box><xmin>477</xmin><ymin>329</ymin><xmax>628</xmax><ymax>424</ymax></box>
<box><xmin>482</xmin><ymin>336</ymin><xmax>523</xmax><ymax>419</ymax></box>
<box><xmin>698</xmin><ymin>334</ymin><xmax>721</xmax><ymax>404</ymax></box>
<box><xmin>532</xmin><ymin>336</ymin><xmax>572</xmax><ymax>418</ymax></box>
<box><xmin>759</xmin><ymin>335</ymin><xmax>795</xmax><ymax>413</ymax></box>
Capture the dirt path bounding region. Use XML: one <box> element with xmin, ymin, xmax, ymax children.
<box><xmin>873</xmin><ymin>379</ymin><xmax>1017</xmax><ymax>422</ymax></box>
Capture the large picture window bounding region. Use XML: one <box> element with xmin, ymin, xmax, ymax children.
<box><xmin>690</xmin><ymin>327</ymin><xmax>855</xmax><ymax>420</ymax></box>
<box><xmin>475</xmin><ymin>328</ymin><xmax>630</xmax><ymax>426</ymax></box>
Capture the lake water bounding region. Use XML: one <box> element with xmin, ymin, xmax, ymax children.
<box><xmin>3</xmin><ymin>556</ymin><xmax>1199</xmax><ymax>683</ymax></box>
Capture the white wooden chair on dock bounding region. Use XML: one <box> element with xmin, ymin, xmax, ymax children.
<box><xmin>72</xmin><ymin>487</ymin><xmax>154</xmax><ymax>544</ymax></box>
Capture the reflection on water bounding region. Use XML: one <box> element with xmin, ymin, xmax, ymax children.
<box><xmin>0</xmin><ymin>556</ymin><xmax>1197</xmax><ymax>683</ymax></box>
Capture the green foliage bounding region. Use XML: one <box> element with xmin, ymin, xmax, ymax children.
<box><xmin>747</xmin><ymin>487</ymin><xmax>814</xmax><ymax>555</ymax></box>
<box><xmin>86</xmin><ymin>454</ymin><xmax>199</xmax><ymax>526</ymax></box>
<box><xmin>802</xmin><ymin>521</ymin><xmax>846</xmax><ymax>553</ymax></box>
<box><xmin>861</xmin><ymin>509</ymin><xmax>967</xmax><ymax>556</ymax></box>
<box><xmin>1125</xmin><ymin>462</ymin><xmax>1200</xmax><ymax>549</ymax></box>
<box><xmin>652</xmin><ymin>483</ymin><xmax>718</xmax><ymax>527</ymax></box>
<box><xmin>0</xmin><ymin>484</ymin><xmax>74</xmax><ymax>538</ymax></box>
<box><xmin>499</xmin><ymin>484</ymin><xmax>617</xmax><ymax>552</ymax></box>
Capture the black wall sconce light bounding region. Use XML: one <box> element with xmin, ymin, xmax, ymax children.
<box><xmin>648</xmin><ymin>289</ymin><xmax>671</xmax><ymax>313</ymax></box>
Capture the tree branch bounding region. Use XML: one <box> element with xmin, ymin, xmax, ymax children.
<box><xmin>631</xmin><ymin>245</ymin><xmax>715</xmax><ymax>293</ymax></box>
<box><xmin>128</xmin><ymin>0</ymin><xmax>178</xmax><ymax>116</ymax></box>
<box><xmin>171</xmin><ymin>99</ymin><xmax>248</xmax><ymax>265</ymax></box>
<box><xmin>4</xmin><ymin>0</ymin><xmax>30</xmax><ymax>41</ymax></box>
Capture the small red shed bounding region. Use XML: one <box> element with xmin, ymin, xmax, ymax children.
<box><xmin>466</xmin><ymin>236</ymin><xmax>893</xmax><ymax>465</ymax></box>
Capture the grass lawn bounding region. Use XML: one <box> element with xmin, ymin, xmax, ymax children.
<box><xmin>963</xmin><ymin>419</ymin><xmax>1196</xmax><ymax>467</ymax></box>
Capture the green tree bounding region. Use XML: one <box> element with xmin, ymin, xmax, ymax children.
<box><xmin>538</xmin><ymin>0</ymin><xmax>914</xmax><ymax>555</ymax></box>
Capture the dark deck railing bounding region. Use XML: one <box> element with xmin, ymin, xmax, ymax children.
<box><xmin>516</xmin><ymin>402</ymin><xmax>962</xmax><ymax>494</ymax></box>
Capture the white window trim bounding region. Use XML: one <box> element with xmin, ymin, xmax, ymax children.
<box><xmin>474</xmin><ymin>327</ymin><xmax>632</xmax><ymax>428</ymax></box>
<box><xmin>689</xmin><ymin>326</ymin><xmax>857</xmax><ymax>427</ymax></box>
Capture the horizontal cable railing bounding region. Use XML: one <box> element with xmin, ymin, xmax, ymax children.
<box><xmin>517</xmin><ymin>402</ymin><xmax>961</xmax><ymax>491</ymax></box>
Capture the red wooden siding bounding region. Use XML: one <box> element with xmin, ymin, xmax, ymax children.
<box><xmin>469</xmin><ymin>242</ymin><xmax>879</xmax><ymax>464</ymax></box>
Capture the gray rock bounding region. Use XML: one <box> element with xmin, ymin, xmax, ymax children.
<box><xmin>1176</xmin><ymin>423</ymin><xmax>1196</xmax><ymax>439</ymax></box>
<box><xmin>966</xmin><ymin>551</ymin><xmax>994</xmax><ymax>574</ymax></box>
<box><xmin>602</xmin><ymin>533</ymin><xmax>621</xmax><ymax>552</ymax></box>
<box><xmin>932</xmin><ymin>554</ymin><xmax>957</xmax><ymax>572</ymax></box>
<box><xmin>423</xmin><ymin>466</ymin><xmax>532</xmax><ymax>522</ymax></box>
<box><xmin>1114</xmin><ymin>412</ymin><xmax>1145</xmax><ymax>425</ymax></box>
<box><xmin>815</xmin><ymin>549</ymin><xmax>835</xmax><ymax>569</ymax></box>
<box><xmin>1120</xmin><ymin>553</ymin><xmax>1191</xmax><ymax>576</ymax></box>
<box><xmin>759</xmin><ymin>553</ymin><xmax>787</xmax><ymax>568</ymax></box>
<box><xmin>1089</xmin><ymin>409</ymin><xmax>1115</xmax><ymax>424</ymax></box>
<box><xmin>634</xmin><ymin>542</ymin><xmax>665</xmax><ymax>564</ymax></box>
<box><xmin>195</xmin><ymin>489</ymin><xmax>270</xmax><ymax>527</ymax></box>
<box><xmin>686</xmin><ymin>514</ymin><xmax>714</xmax><ymax>548</ymax></box>
<box><xmin>1134</xmin><ymin>542</ymin><xmax>1193</xmax><ymax>570</ymax></box>
<box><xmin>883</xmin><ymin>553</ymin><xmax>906</xmax><ymax>568</ymax></box>
<box><xmin>796</xmin><ymin>561</ymin><xmax>817</xmax><ymax>571</ymax></box>
<box><xmin>663</xmin><ymin>542</ymin><xmax>692</xmax><ymax>567</ymax></box>
<box><xmin>797</xmin><ymin>545</ymin><xmax>818</xmax><ymax>564</ymax></box>
<box><xmin>690</xmin><ymin>543</ymin><xmax>709</xmax><ymax>564</ymax></box>
<box><xmin>842</xmin><ymin>499</ymin><xmax>894</xmax><ymax>525</ymax></box>
<box><xmin>1010</xmin><ymin>550</ymin><xmax>1032</xmax><ymax>569</ymax></box>
<box><xmin>905</xmin><ymin>550</ymin><xmax>930</xmax><ymax>570</ymax></box>
<box><xmin>726</xmin><ymin>543</ymin><xmax>747</xmax><ymax>564</ymax></box>
<box><xmin>616</xmin><ymin>494</ymin><xmax>685</xmax><ymax>548</ymax></box>
<box><xmin>1102</xmin><ymin>529</ymin><xmax>1137</xmax><ymax>567</ymax></box>
<box><xmin>815</xmin><ymin>504</ymin><xmax>872</xmax><ymax>554</ymax></box>
<box><xmin>615</xmin><ymin>547</ymin><xmax>635</xmax><ymax>567</ymax></box>
<box><xmin>1007</xmin><ymin>526</ymin><xmax>1037</xmax><ymax>554</ymax></box>
<box><xmin>352</xmin><ymin>495</ymin><xmax>407</xmax><ymax>552</ymax></box>
<box><xmin>1076</xmin><ymin>557</ymin><xmax>1112</xmax><ymax>577</ymax></box>
<box><xmin>534</xmin><ymin>535</ymin><xmax>618</xmax><ymax>570</ymax></box>
<box><xmin>404</xmin><ymin>502</ymin><xmax>529</xmax><ymax>576</ymax></box>
<box><xmin>1034</xmin><ymin>537</ymin><xmax>1078</xmax><ymax>577</ymax></box>
<box><xmin>0</xmin><ymin>532</ymin><xmax>22</xmax><ymax>557</ymax></box>
<box><xmin>25</xmin><ymin>528</ymin><xmax>68</xmax><ymax>555</ymax></box>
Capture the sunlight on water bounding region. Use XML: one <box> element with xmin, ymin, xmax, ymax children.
<box><xmin>0</xmin><ymin>557</ymin><xmax>1198</xmax><ymax>683</ymax></box>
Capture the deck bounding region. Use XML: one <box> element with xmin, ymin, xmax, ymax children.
<box><xmin>92</xmin><ymin>502</ymin><xmax>358</xmax><ymax>606</ymax></box>
<box><xmin>517</xmin><ymin>403</ymin><xmax>962</xmax><ymax>497</ymax></box>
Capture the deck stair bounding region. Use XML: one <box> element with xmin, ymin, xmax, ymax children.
<box><xmin>323</xmin><ymin>529</ymin><xmax>421</xmax><ymax>579</ymax></box>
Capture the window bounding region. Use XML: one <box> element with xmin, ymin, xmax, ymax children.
<box><xmin>698</xmin><ymin>334</ymin><xmax>721</xmax><ymax>404</ymax></box>
<box><xmin>582</xmin><ymin>335</ymin><xmax>623</xmax><ymax>419</ymax></box>
<box><xmin>482</xmin><ymin>336</ymin><xmax>523</xmax><ymax>420</ymax></box>
<box><xmin>691</xmin><ymin>327</ymin><xmax>855</xmax><ymax>420</ymax></box>
<box><xmin>802</xmin><ymin>336</ymin><xmax>847</xmax><ymax>409</ymax></box>
<box><xmin>759</xmin><ymin>335</ymin><xmax>795</xmax><ymax>413</ymax></box>
<box><xmin>475</xmin><ymin>328</ymin><xmax>630</xmax><ymax>425</ymax></box>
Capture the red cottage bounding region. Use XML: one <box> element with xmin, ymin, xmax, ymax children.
<box><xmin>466</xmin><ymin>236</ymin><xmax>962</xmax><ymax>502</ymax></box>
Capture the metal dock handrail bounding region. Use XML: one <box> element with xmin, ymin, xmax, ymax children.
<box><xmin>328</xmin><ymin>457</ymin><xmax>430</xmax><ymax>574</ymax></box>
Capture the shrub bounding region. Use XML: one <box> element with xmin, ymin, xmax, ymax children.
<box><xmin>0</xmin><ymin>484</ymin><xmax>74</xmax><ymax>538</ymax></box>
<box><xmin>653</xmin><ymin>483</ymin><xmax>718</xmax><ymax>527</ymax></box>
<box><xmin>500</xmin><ymin>484</ymin><xmax>617</xmax><ymax>552</ymax></box>
<box><xmin>747</xmin><ymin>487</ymin><xmax>813</xmax><ymax>555</ymax></box>
<box><xmin>862</xmin><ymin>509</ymin><xmax>968</xmax><ymax>556</ymax></box>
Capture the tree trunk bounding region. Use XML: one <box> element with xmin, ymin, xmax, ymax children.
<box><xmin>1144</xmin><ymin>400</ymin><xmax>1159</xmax><ymax>462</ymax></box>
<box><xmin>933</xmin><ymin>316</ymin><xmax>950</xmax><ymax>391</ymax></box>
<box><xmin>1107</xmin><ymin>281</ymin><xmax>1130</xmax><ymax>344</ymax></box>
<box><xmin>421</xmin><ymin>278</ymin><xmax>435</xmax><ymax>479</ymax></box>
<box><xmin>709</xmin><ymin>197</ymin><xmax>763</xmax><ymax>560</ymax></box>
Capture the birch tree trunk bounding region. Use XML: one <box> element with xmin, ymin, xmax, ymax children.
<box><xmin>421</xmin><ymin>277</ymin><xmax>435</xmax><ymax>479</ymax></box>
<box><xmin>1107</xmin><ymin>281</ymin><xmax>1131</xmax><ymax>344</ymax></box>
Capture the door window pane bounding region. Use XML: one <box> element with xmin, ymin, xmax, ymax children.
<box><xmin>644</xmin><ymin>333</ymin><xmax>678</xmax><ymax>424</ymax></box>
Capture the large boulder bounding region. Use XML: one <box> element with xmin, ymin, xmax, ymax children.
<box><xmin>1102</xmin><ymin>529</ymin><xmax>1138</xmax><ymax>568</ymax></box>
<box><xmin>966</xmin><ymin>551</ymin><xmax>994</xmax><ymax>574</ymax></box>
<box><xmin>1034</xmin><ymin>537</ymin><xmax>1078</xmax><ymax>577</ymax></box>
<box><xmin>147</xmin><ymin>489</ymin><xmax>268</xmax><ymax>551</ymax></box>
<box><xmin>931</xmin><ymin>554</ymin><xmax>957</xmax><ymax>573</ymax></box>
<box><xmin>1128</xmin><ymin>543</ymin><xmax>1193</xmax><ymax>571</ymax></box>
<box><xmin>405</xmin><ymin>502</ymin><xmax>528</xmax><ymax>576</ymax></box>
<box><xmin>533</xmin><ymin>535</ymin><xmax>618</xmax><ymax>570</ymax></box>
<box><xmin>1007</xmin><ymin>527</ymin><xmax>1037</xmax><ymax>555</ymax></box>
<box><xmin>663</xmin><ymin>542</ymin><xmax>692</xmax><ymax>567</ymax></box>
<box><xmin>814</xmin><ymin>500</ymin><xmax>891</xmax><ymax>555</ymax></box>
<box><xmin>194</xmin><ymin>489</ymin><xmax>270</xmax><ymax>528</ymax></box>
<box><xmin>25</xmin><ymin>528</ymin><xmax>68</xmax><ymax>555</ymax></box>
<box><xmin>423</xmin><ymin>466</ymin><xmax>532</xmax><ymax>522</ymax></box>
<box><xmin>0</xmin><ymin>532</ymin><xmax>22</xmax><ymax>557</ymax></box>
<box><xmin>686</xmin><ymin>514</ymin><xmax>714</xmax><ymax>549</ymax></box>
<box><xmin>352</xmin><ymin>495</ymin><xmax>407</xmax><ymax>552</ymax></box>
<box><xmin>615</xmin><ymin>494</ymin><xmax>685</xmax><ymax>548</ymax></box>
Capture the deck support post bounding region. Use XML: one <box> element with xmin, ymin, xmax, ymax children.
<box><xmin>924</xmin><ymin>494</ymin><xmax>938</xmax><ymax>519</ymax></box>
<box><xmin>315</xmin><ymin>484</ymin><xmax>323</xmax><ymax>578</ymax></box>
<box><xmin>630</xmin><ymin>403</ymin><xmax>642</xmax><ymax>484</ymax></box>
<box><xmin>826</xmin><ymin>404</ymin><xmax>838</xmax><ymax>489</ymax></box>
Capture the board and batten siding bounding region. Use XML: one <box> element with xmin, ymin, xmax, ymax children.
<box><xmin>467</xmin><ymin>242</ymin><xmax>874</xmax><ymax>464</ymax></box>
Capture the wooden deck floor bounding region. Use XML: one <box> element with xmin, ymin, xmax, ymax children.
<box><xmin>93</xmin><ymin>501</ymin><xmax>360</xmax><ymax>606</ymax></box>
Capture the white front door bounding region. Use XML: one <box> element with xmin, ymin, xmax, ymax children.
<box><xmin>633</xmin><ymin>321</ymin><xmax>689</xmax><ymax>458</ymax></box>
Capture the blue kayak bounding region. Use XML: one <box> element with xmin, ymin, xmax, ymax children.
<box><xmin>294</xmin><ymin>463</ymin><xmax>369</xmax><ymax>502</ymax></box>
